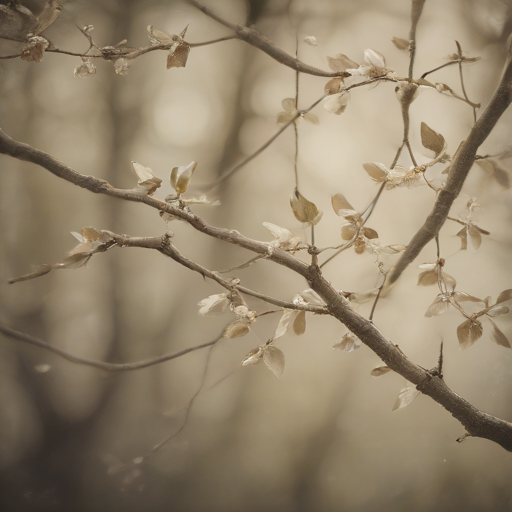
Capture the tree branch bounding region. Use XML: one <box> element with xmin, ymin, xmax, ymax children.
<box><xmin>185</xmin><ymin>0</ymin><xmax>344</xmax><ymax>77</ymax></box>
<box><xmin>0</xmin><ymin>323</ymin><xmax>221</xmax><ymax>372</ymax></box>
<box><xmin>386</xmin><ymin>43</ymin><xmax>512</xmax><ymax>288</ymax></box>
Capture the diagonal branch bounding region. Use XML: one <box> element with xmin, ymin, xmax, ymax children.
<box><xmin>386</xmin><ymin>43</ymin><xmax>512</xmax><ymax>289</ymax></box>
<box><xmin>185</xmin><ymin>0</ymin><xmax>344</xmax><ymax>77</ymax></box>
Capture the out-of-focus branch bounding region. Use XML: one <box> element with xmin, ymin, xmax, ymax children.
<box><xmin>408</xmin><ymin>0</ymin><xmax>426</xmax><ymax>80</ymax></box>
<box><xmin>0</xmin><ymin>324</ymin><xmax>221</xmax><ymax>371</ymax></box>
<box><xmin>386</xmin><ymin>43</ymin><xmax>512</xmax><ymax>289</ymax></box>
<box><xmin>185</xmin><ymin>0</ymin><xmax>345</xmax><ymax>77</ymax></box>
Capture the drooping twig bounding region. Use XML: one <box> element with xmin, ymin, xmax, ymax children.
<box><xmin>0</xmin><ymin>323</ymin><xmax>221</xmax><ymax>372</ymax></box>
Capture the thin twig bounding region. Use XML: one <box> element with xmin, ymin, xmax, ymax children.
<box><xmin>0</xmin><ymin>323</ymin><xmax>221</xmax><ymax>372</ymax></box>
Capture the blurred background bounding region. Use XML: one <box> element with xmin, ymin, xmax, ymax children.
<box><xmin>1</xmin><ymin>0</ymin><xmax>512</xmax><ymax>510</ymax></box>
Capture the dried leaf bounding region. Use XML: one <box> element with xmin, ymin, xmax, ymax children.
<box><xmin>171</xmin><ymin>161</ymin><xmax>197</xmax><ymax>194</ymax></box>
<box><xmin>391</xmin><ymin>37</ymin><xmax>409</xmax><ymax>50</ymax></box>
<box><xmin>443</xmin><ymin>272</ymin><xmax>457</xmax><ymax>291</ymax></box>
<box><xmin>417</xmin><ymin>269</ymin><xmax>438</xmax><ymax>286</ymax></box>
<box><xmin>370</xmin><ymin>365</ymin><xmax>391</xmax><ymax>377</ymax></box>
<box><xmin>242</xmin><ymin>346</ymin><xmax>264</xmax><ymax>366</ymax></box>
<box><xmin>167</xmin><ymin>43</ymin><xmax>190</xmax><ymax>68</ymax></box>
<box><xmin>274</xmin><ymin>309</ymin><xmax>297</xmax><ymax>340</ymax></box>
<box><xmin>453</xmin><ymin>291</ymin><xmax>483</xmax><ymax>304</ymax></box>
<box><xmin>364</xmin><ymin>49</ymin><xmax>386</xmax><ymax>68</ymax></box>
<box><xmin>363</xmin><ymin>162</ymin><xmax>388</xmax><ymax>182</ymax></box>
<box><xmin>341</xmin><ymin>224</ymin><xmax>357</xmax><ymax>241</ymax></box>
<box><xmin>476</xmin><ymin>159</ymin><xmax>511</xmax><ymax>189</ymax></box>
<box><xmin>197</xmin><ymin>294</ymin><xmax>229</xmax><ymax>316</ymax></box>
<box><xmin>425</xmin><ymin>295</ymin><xmax>451</xmax><ymax>317</ymax></box>
<box><xmin>324</xmin><ymin>91</ymin><xmax>350</xmax><ymax>115</ymax></box>
<box><xmin>362</xmin><ymin>227</ymin><xmax>379</xmax><ymax>240</ymax></box>
<box><xmin>74</xmin><ymin>58</ymin><xmax>96</xmax><ymax>78</ymax></box>
<box><xmin>20</xmin><ymin>36</ymin><xmax>49</xmax><ymax>62</ymax></box>
<box><xmin>290</xmin><ymin>188</ymin><xmax>321</xmax><ymax>225</ymax></box>
<box><xmin>263</xmin><ymin>346</ymin><xmax>285</xmax><ymax>379</ymax></box>
<box><xmin>380</xmin><ymin>244</ymin><xmax>407</xmax><ymax>254</ymax></box>
<box><xmin>293</xmin><ymin>310</ymin><xmax>306</xmax><ymax>335</ymax></box>
<box><xmin>331</xmin><ymin>193</ymin><xmax>356</xmax><ymax>215</ymax></box>
<box><xmin>327</xmin><ymin>53</ymin><xmax>358</xmax><ymax>72</ymax></box>
<box><xmin>488</xmin><ymin>319</ymin><xmax>511</xmax><ymax>348</ymax></box>
<box><xmin>457</xmin><ymin>319</ymin><xmax>483</xmax><ymax>350</ymax></box>
<box><xmin>496</xmin><ymin>289</ymin><xmax>512</xmax><ymax>304</ymax></box>
<box><xmin>421</xmin><ymin>122</ymin><xmax>446</xmax><ymax>157</ymax></box>
<box><xmin>147</xmin><ymin>25</ymin><xmax>174</xmax><ymax>45</ymax></box>
<box><xmin>298</xmin><ymin>289</ymin><xmax>325</xmax><ymax>306</ymax></box>
<box><xmin>324</xmin><ymin>77</ymin><xmax>342</xmax><ymax>95</ymax></box>
<box><xmin>332</xmin><ymin>333</ymin><xmax>361</xmax><ymax>352</ymax></box>
<box><xmin>132</xmin><ymin>161</ymin><xmax>162</xmax><ymax>194</ymax></box>
<box><xmin>456</xmin><ymin>226</ymin><xmax>468</xmax><ymax>251</ymax></box>
<box><xmin>392</xmin><ymin>382</ymin><xmax>419</xmax><ymax>411</ymax></box>
<box><xmin>467</xmin><ymin>225</ymin><xmax>482</xmax><ymax>251</ymax></box>
<box><xmin>223</xmin><ymin>320</ymin><xmax>250</xmax><ymax>339</ymax></box>
<box><xmin>304</xmin><ymin>35</ymin><xmax>318</xmax><ymax>46</ymax></box>
<box><xmin>487</xmin><ymin>305</ymin><xmax>509</xmax><ymax>317</ymax></box>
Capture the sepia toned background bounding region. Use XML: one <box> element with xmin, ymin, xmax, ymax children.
<box><xmin>1</xmin><ymin>0</ymin><xmax>512</xmax><ymax>510</ymax></box>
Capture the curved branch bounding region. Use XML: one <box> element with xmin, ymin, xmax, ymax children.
<box><xmin>0</xmin><ymin>324</ymin><xmax>221</xmax><ymax>372</ymax></box>
<box><xmin>185</xmin><ymin>0</ymin><xmax>344</xmax><ymax>78</ymax></box>
<box><xmin>386</xmin><ymin>44</ymin><xmax>512</xmax><ymax>288</ymax></box>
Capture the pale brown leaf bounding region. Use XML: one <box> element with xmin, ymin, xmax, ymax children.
<box><xmin>290</xmin><ymin>188</ymin><xmax>321</xmax><ymax>224</ymax></box>
<box><xmin>263</xmin><ymin>346</ymin><xmax>285</xmax><ymax>379</ymax></box>
<box><xmin>392</xmin><ymin>382</ymin><xmax>419</xmax><ymax>411</ymax></box>
<box><xmin>363</xmin><ymin>162</ymin><xmax>388</xmax><ymax>182</ymax></box>
<box><xmin>496</xmin><ymin>289</ymin><xmax>512</xmax><ymax>304</ymax></box>
<box><xmin>167</xmin><ymin>43</ymin><xmax>190</xmax><ymax>68</ymax></box>
<box><xmin>331</xmin><ymin>193</ymin><xmax>355</xmax><ymax>215</ymax></box>
<box><xmin>425</xmin><ymin>295</ymin><xmax>451</xmax><ymax>317</ymax></box>
<box><xmin>488</xmin><ymin>319</ymin><xmax>511</xmax><ymax>348</ymax></box>
<box><xmin>327</xmin><ymin>53</ymin><xmax>358</xmax><ymax>72</ymax></box>
<box><xmin>223</xmin><ymin>320</ymin><xmax>250</xmax><ymax>339</ymax></box>
<box><xmin>420</xmin><ymin>122</ymin><xmax>446</xmax><ymax>157</ymax></box>
<box><xmin>391</xmin><ymin>37</ymin><xmax>409</xmax><ymax>50</ymax></box>
<box><xmin>293</xmin><ymin>310</ymin><xmax>306</xmax><ymax>335</ymax></box>
<box><xmin>370</xmin><ymin>365</ymin><xmax>391</xmax><ymax>377</ymax></box>
<box><xmin>417</xmin><ymin>269</ymin><xmax>438</xmax><ymax>286</ymax></box>
<box><xmin>457</xmin><ymin>319</ymin><xmax>483</xmax><ymax>350</ymax></box>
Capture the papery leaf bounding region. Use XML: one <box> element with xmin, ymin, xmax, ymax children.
<box><xmin>417</xmin><ymin>269</ymin><xmax>438</xmax><ymax>286</ymax></box>
<box><xmin>324</xmin><ymin>77</ymin><xmax>342</xmax><ymax>95</ymax></box>
<box><xmin>332</xmin><ymin>333</ymin><xmax>361</xmax><ymax>352</ymax></box>
<box><xmin>274</xmin><ymin>309</ymin><xmax>297</xmax><ymax>340</ymax></box>
<box><xmin>147</xmin><ymin>25</ymin><xmax>173</xmax><ymax>45</ymax></box>
<box><xmin>277</xmin><ymin>111</ymin><xmax>296</xmax><ymax>124</ymax></box>
<box><xmin>293</xmin><ymin>310</ymin><xmax>306</xmax><ymax>335</ymax></box>
<box><xmin>74</xmin><ymin>59</ymin><xmax>96</xmax><ymax>78</ymax></box>
<box><xmin>453</xmin><ymin>291</ymin><xmax>483</xmax><ymax>303</ymax></box>
<box><xmin>299</xmin><ymin>289</ymin><xmax>325</xmax><ymax>306</ymax></box>
<box><xmin>197</xmin><ymin>294</ymin><xmax>229</xmax><ymax>316</ymax></box>
<box><xmin>114</xmin><ymin>58</ymin><xmax>130</xmax><ymax>76</ymax></box>
<box><xmin>290</xmin><ymin>188</ymin><xmax>321</xmax><ymax>224</ymax></box>
<box><xmin>488</xmin><ymin>319</ymin><xmax>511</xmax><ymax>348</ymax></box>
<box><xmin>425</xmin><ymin>295</ymin><xmax>451</xmax><ymax>317</ymax></box>
<box><xmin>242</xmin><ymin>346</ymin><xmax>264</xmax><ymax>366</ymax></box>
<box><xmin>263</xmin><ymin>222</ymin><xmax>293</xmax><ymax>241</ymax></box>
<box><xmin>363</xmin><ymin>48</ymin><xmax>386</xmax><ymax>67</ymax></box>
<box><xmin>391</xmin><ymin>37</ymin><xmax>409</xmax><ymax>50</ymax></box>
<box><xmin>443</xmin><ymin>272</ymin><xmax>457</xmax><ymax>291</ymax></box>
<box><xmin>304</xmin><ymin>36</ymin><xmax>318</xmax><ymax>46</ymax></box>
<box><xmin>392</xmin><ymin>382</ymin><xmax>419</xmax><ymax>411</ymax></box>
<box><xmin>363</xmin><ymin>162</ymin><xmax>388</xmax><ymax>182</ymax></box>
<box><xmin>263</xmin><ymin>346</ymin><xmax>286</xmax><ymax>379</ymax></box>
<box><xmin>362</xmin><ymin>227</ymin><xmax>379</xmax><ymax>240</ymax></box>
<box><xmin>487</xmin><ymin>305</ymin><xmax>509</xmax><ymax>317</ymax></box>
<box><xmin>167</xmin><ymin>43</ymin><xmax>190</xmax><ymax>69</ymax></box>
<box><xmin>348</xmin><ymin>288</ymin><xmax>379</xmax><ymax>304</ymax></box>
<box><xmin>421</xmin><ymin>122</ymin><xmax>446</xmax><ymax>157</ymax></box>
<box><xmin>61</xmin><ymin>253</ymin><xmax>92</xmax><ymax>269</ymax></box>
<box><xmin>370</xmin><ymin>365</ymin><xmax>391</xmax><ymax>377</ymax></box>
<box><xmin>324</xmin><ymin>91</ymin><xmax>350</xmax><ymax>115</ymax></box>
<box><xmin>341</xmin><ymin>224</ymin><xmax>357</xmax><ymax>240</ymax></box>
<box><xmin>171</xmin><ymin>161</ymin><xmax>197</xmax><ymax>194</ymax></box>
<box><xmin>223</xmin><ymin>320</ymin><xmax>250</xmax><ymax>339</ymax></box>
<box><xmin>303</xmin><ymin>112</ymin><xmax>319</xmax><ymax>125</ymax></box>
<box><xmin>457</xmin><ymin>319</ymin><xmax>483</xmax><ymax>350</ymax></box>
<box><xmin>476</xmin><ymin>159</ymin><xmax>511</xmax><ymax>189</ymax></box>
<box><xmin>496</xmin><ymin>289</ymin><xmax>512</xmax><ymax>304</ymax></box>
<box><xmin>456</xmin><ymin>226</ymin><xmax>468</xmax><ymax>251</ymax></box>
<box><xmin>282</xmin><ymin>98</ymin><xmax>296</xmax><ymax>111</ymax></box>
<box><xmin>327</xmin><ymin>54</ymin><xmax>358</xmax><ymax>72</ymax></box>
<box><xmin>467</xmin><ymin>225</ymin><xmax>482</xmax><ymax>251</ymax></box>
<box><xmin>331</xmin><ymin>193</ymin><xmax>356</xmax><ymax>215</ymax></box>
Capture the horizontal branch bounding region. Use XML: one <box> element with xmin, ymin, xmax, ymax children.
<box><xmin>386</xmin><ymin>43</ymin><xmax>512</xmax><ymax>288</ymax></box>
<box><xmin>186</xmin><ymin>0</ymin><xmax>344</xmax><ymax>77</ymax></box>
<box><xmin>0</xmin><ymin>323</ymin><xmax>220</xmax><ymax>372</ymax></box>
